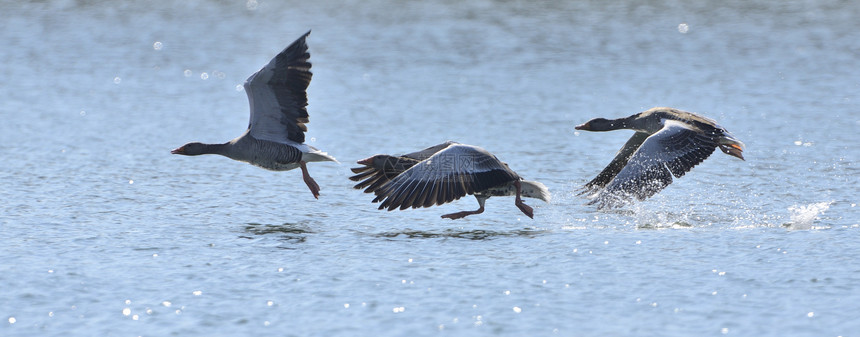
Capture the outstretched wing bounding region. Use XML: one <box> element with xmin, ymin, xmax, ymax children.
<box><xmin>589</xmin><ymin>120</ymin><xmax>717</xmax><ymax>209</ymax></box>
<box><xmin>373</xmin><ymin>144</ymin><xmax>519</xmax><ymax>211</ymax></box>
<box><xmin>580</xmin><ymin>132</ymin><xmax>649</xmax><ymax>196</ymax></box>
<box><xmin>244</xmin><ymin>30</ymin><xmax>312</xmax><ymax>144</ymax></box>
<box><xmin>348</xmin><ymin>141</ymin><xmax>461</xmax><ymax>193</ymax></box>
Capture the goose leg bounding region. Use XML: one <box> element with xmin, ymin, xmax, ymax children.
<box><xmin>300</xmin><ymin>161</ymin><xmax>320</xmax><ymax>199</ymax></box>
<box><xmin>514</xmin><ymin>180</ymin><xmax>534</xmax><ymax>219</ymax></box>
<box><xmin>441</xmin><ymin>196</ymin><xmax>486</xmax><ymax>220</ymax></box>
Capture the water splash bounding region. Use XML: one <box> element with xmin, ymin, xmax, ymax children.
<box><xmin>786</xmin><ymin>201</ymin><xmax>832</xmax><ymax>230</ymax></box>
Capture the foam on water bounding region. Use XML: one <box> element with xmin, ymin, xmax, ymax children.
<box><xmin>786</xmin><ymin>201</ymin><xmax>832</xmax><ymax>230</ymax></box>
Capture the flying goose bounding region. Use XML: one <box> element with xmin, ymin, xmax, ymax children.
<box><xmin>575</xmin><ymin>107</ymin><xmax>744</xmax><ymax>208</ymax></box>
<box><xmin>171</xmin><ymin>31</ymin><xmax>336</xmax><ymax>199</ymax></box>
<box><xmin>349</xmin><ymin>141</ymin><xmax>550</xmax><ymax>219</ymax></box>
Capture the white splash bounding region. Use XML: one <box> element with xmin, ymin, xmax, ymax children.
<box><xmin>787</xmin><ymin>201</ymin><xmax>832</xmax><ymax>230</ymax></box>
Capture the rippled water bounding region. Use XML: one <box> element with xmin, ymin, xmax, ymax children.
<box><xmin>2</xmin><ymin>1</ymin><xmax>859</xmax><ymax>336</ymax></box>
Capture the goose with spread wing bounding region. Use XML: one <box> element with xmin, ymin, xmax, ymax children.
<box><xmin>349</xmin><ymin>141</ymin><xmax>550</xmax><ymax>219</ymax></box>
<box><xmin>575</xmin><ymin>107</ymin><xmax>744</xmax><ymax>209</ymax></box>
<box><xmin>171</xmin><ymin>31</ymin><xmax>336</xmax><ymax>199</ymax></box>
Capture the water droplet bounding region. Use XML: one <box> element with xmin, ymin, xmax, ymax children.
<box><xmin>153</xmin><ymin>41</ymin><xmax>163</xmax><ymax>50</ymax></box>
<box><xmin>132</xmin><ymin>314</ymin><xmax>139</xmax><ymax>320</ymax></box>
<box><xmin>125</xmin><ymin>299</ymin><xmax>131</xmax><ymax>305</ymax></box>
<box><xmin>512</xmin><ymin>307</ymin><xmax>522</xmax><ymax>313</ymax></box>
<box><xmin>8</xmin><ymin>317</ymin><xmax>16</xmax><ymax>324</ymax></box>
<box><xmin>344</xmin><ymin>303</ymin><xmax>349</xmax><ymax>309</ymax></box>
<box><xmin>504</xmin><ymin>290</ymin><xmax>511</xmax><ymax>295</ymax></box>
<box><xmin>721</xmin><ymin>328</ymin><xmax>729</xmax><ymax>334</ymax></box>
<box><xmin>807</xmin><ymin>312</ymin><xmax>814</xmax><ymax>317</ymax></box>
<box><xmin>48</xmin><ymin>269</ymin><xmax>54</xmax><ymax>273</ymax></box>
<box><xmin>113</xmin><ymin>77</ymin><xmax>122</xmax><ymax>84</ymax></box>
<box><xmin>152</xmin><ymin>253</ymin><xmax>158</xmax><ymax>257</ymax></box>
<box><xmin>277</xmin><ymin>267</ymin><xmax>284</xmax><ymax>272</ymax></box>
<box><xmin>192</xmin><ymin>290</ymin><xmax>202</xmax><ymax>296</ymax></box>
<box><xmin>48</xmin><ymin>312</ymin><xmax>53</xmax><ymax>317</ymax></box>
<box><xmin>184</xmin><ymin>69</ymin><xmax>192</xmax><ymax>77</ymax></box>
<box><xmin>122</xmin><ymin>308</ymin><xmax>131</xmax><ymax>316</ymax></box>
<box><xmin>162</xmin><ymin>301</ymin><xmax>171</xmax><ymax>307</ymax></box>
<box><xmin>263</xmin><ymin>320</ymin><xmax>270</xmax><ymax>326</ymax></box>
<box><xmin>80</xmin><ymin>110</ymin><xmax>86</xmax><ymax>116</ymax></box>
<box><xmin>267</xmin><ymin>300</ymin><xmax>274</xmax><ymax>306</ymax></box>
<box><xmin>678</xmin><ymin>23</ymin><xmax>689</xmax><ymax>34</ymax></box>
<box><xmin>635</xmin><ymin>240</ymin><xmax>642</xmax><ymax>244</ymax></box>
<box><xmin>246</xmin><ymin>0</ymin><xmax>258</xmax><ymax>10</ymax></box>
<box><xmin>236</xmin><ymin>84</ymin><xmax>244</xmax><ymax>91</ymax></box>
<box><xmin>129</xmin><ymin>180</ymin><xmax>134</xmax><ymax>184</ymax></box>
<box><xmin>200</xmin><ymin>72</ymin><xmax>209</xmax><ymax>80</ymax></box>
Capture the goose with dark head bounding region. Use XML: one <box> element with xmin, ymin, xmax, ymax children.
<box><xmin>575</xmin><ymin>107</ymin><xmax>745</xmax><ymax>209</ymax></box>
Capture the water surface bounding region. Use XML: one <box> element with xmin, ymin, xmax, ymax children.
<box><xmin>1</xmin><ymin>1</ymin><xmax>858</xmax><ymax>336</ymax></box>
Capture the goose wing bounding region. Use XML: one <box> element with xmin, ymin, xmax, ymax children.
<box><xmin>580</xmin><ymin>132</ymin><xmax>649</xmax><ymax>195</ymax></box>
<box><xmin>372</xmin><ymin>144</ymin><xmax>519</xmax><ymax>211</ymax></box>
<box><xmin>349</xmin><ymin>141</ymin><xmax>460</xmax><ymax>193</ymax></box>
<box><xmin>244</xmin><ymin>31</ymin><xmax>312</xmax><ymax>144</ymax></box>
<box><xmin>590</xmin><ymin>120</ymin><xmax>717</xmax><ymax>208</ymax></box>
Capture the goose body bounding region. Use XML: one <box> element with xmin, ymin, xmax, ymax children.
<box><xmin>349</xmin><ymin>141</ymin><xmax>550</xmax><ymax>219</ymax></box>
<box><xmin>171</xmin><ymin>31</ymin><xmax>336</xmax><ymax>199</ymax></box>
<box><xmin>575</xmin><ymin>107</ymin><xmax>744</xmax><ymax>209</ymax></box>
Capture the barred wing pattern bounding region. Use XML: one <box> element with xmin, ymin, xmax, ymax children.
<box><xmin>372</xmin><ymin>144</ymin><xmax>519</xmax><ymax>211</ymax></box>
<box><xmin>590</xmin><ymin>121</ymin><xmax>717</xmax><ymax>208</ymax></box>
<box><xmin>244</xmin><ymin>30</ymin><xmax>312</xmax><ymax>144</ymax></box>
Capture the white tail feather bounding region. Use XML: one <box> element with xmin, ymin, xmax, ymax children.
<box><xmin>520</xmin><ymin>180</ymin><xmax>551</xmax><ymax>203</ymax></box>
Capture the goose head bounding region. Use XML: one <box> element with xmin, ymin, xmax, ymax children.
<box><xmin>171</xmin><ymin>142</ymin><xmax>207</xmax><ymax>156</ymax></box>
<box><xmin>575</xmin><ymin>118</ymin><xmax>621</xmax><ymax>131</ymax></box>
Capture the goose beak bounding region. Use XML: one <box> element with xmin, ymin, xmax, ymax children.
<box><xmin>357</xmin><ymin>157</ymin><xmax>374</xmax><ymax>166</ymax></box>
<box><xmin>171</xmin><ymin>146</ymin><xmax>185</xmax><ymax>155</ymax></box>
<box><xmin>575</xmin><ymin>122</ymin><xmax>589</xmax><ymax>130</ymax></box>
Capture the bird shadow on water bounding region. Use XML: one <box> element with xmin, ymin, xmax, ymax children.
<box><xmin>369</xmin><ymin>227</ymin><xmax>548</xmax><ymax>241</ymax></box>
<box><xmin>239</xmin><ymin>222</ymin><xmax>315</xmax><ymax>248</ymax></box>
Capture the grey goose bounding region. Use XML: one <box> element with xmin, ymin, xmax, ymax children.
<box><xmin>575</xmin><ymin>107</ymin><xmax>744</xmax><ymax>209</ymax></box>
<box><xmin>172</xmin><ymin>31</ymin><xmax>336</xmax><ymax>199</ymax></box>
<box><xmin>349</xmin><ymin>141</ymin><xmax>550</xmax><ymax>219</ymax></box>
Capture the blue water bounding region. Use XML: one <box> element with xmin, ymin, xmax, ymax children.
<box><xmin>2</xmin><ymin>1</ymin><xmax>859</xmax><ymax>336</ymax></box>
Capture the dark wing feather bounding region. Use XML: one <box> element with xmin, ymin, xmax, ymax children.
<box><xmin>372</xmin><ymin>144</ymin><xmax>519</xmax><ymax>211</ymax></box>
<box><xmin>349</xmin><ymin>155</ymin><xmax>422</xmax><ymax>193</ymax></box>
<box><xmin>580</xmin><ymin>132</ymin><xmax>649</xmax><ymax>195</ymax></box>
<box><xmin>245</xmin><ymin>30</ymin><xmax>312</xmax><ymax>144</ymax></box>
<box><xmin>348</xmin><ymin>142</ymin><xmax>459</xmax><ymax>194</ymax></box>
<box><xmin>590</xmin><ymin>121</ymin><xmax>717</xmax><ymax>209</ymax></box>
